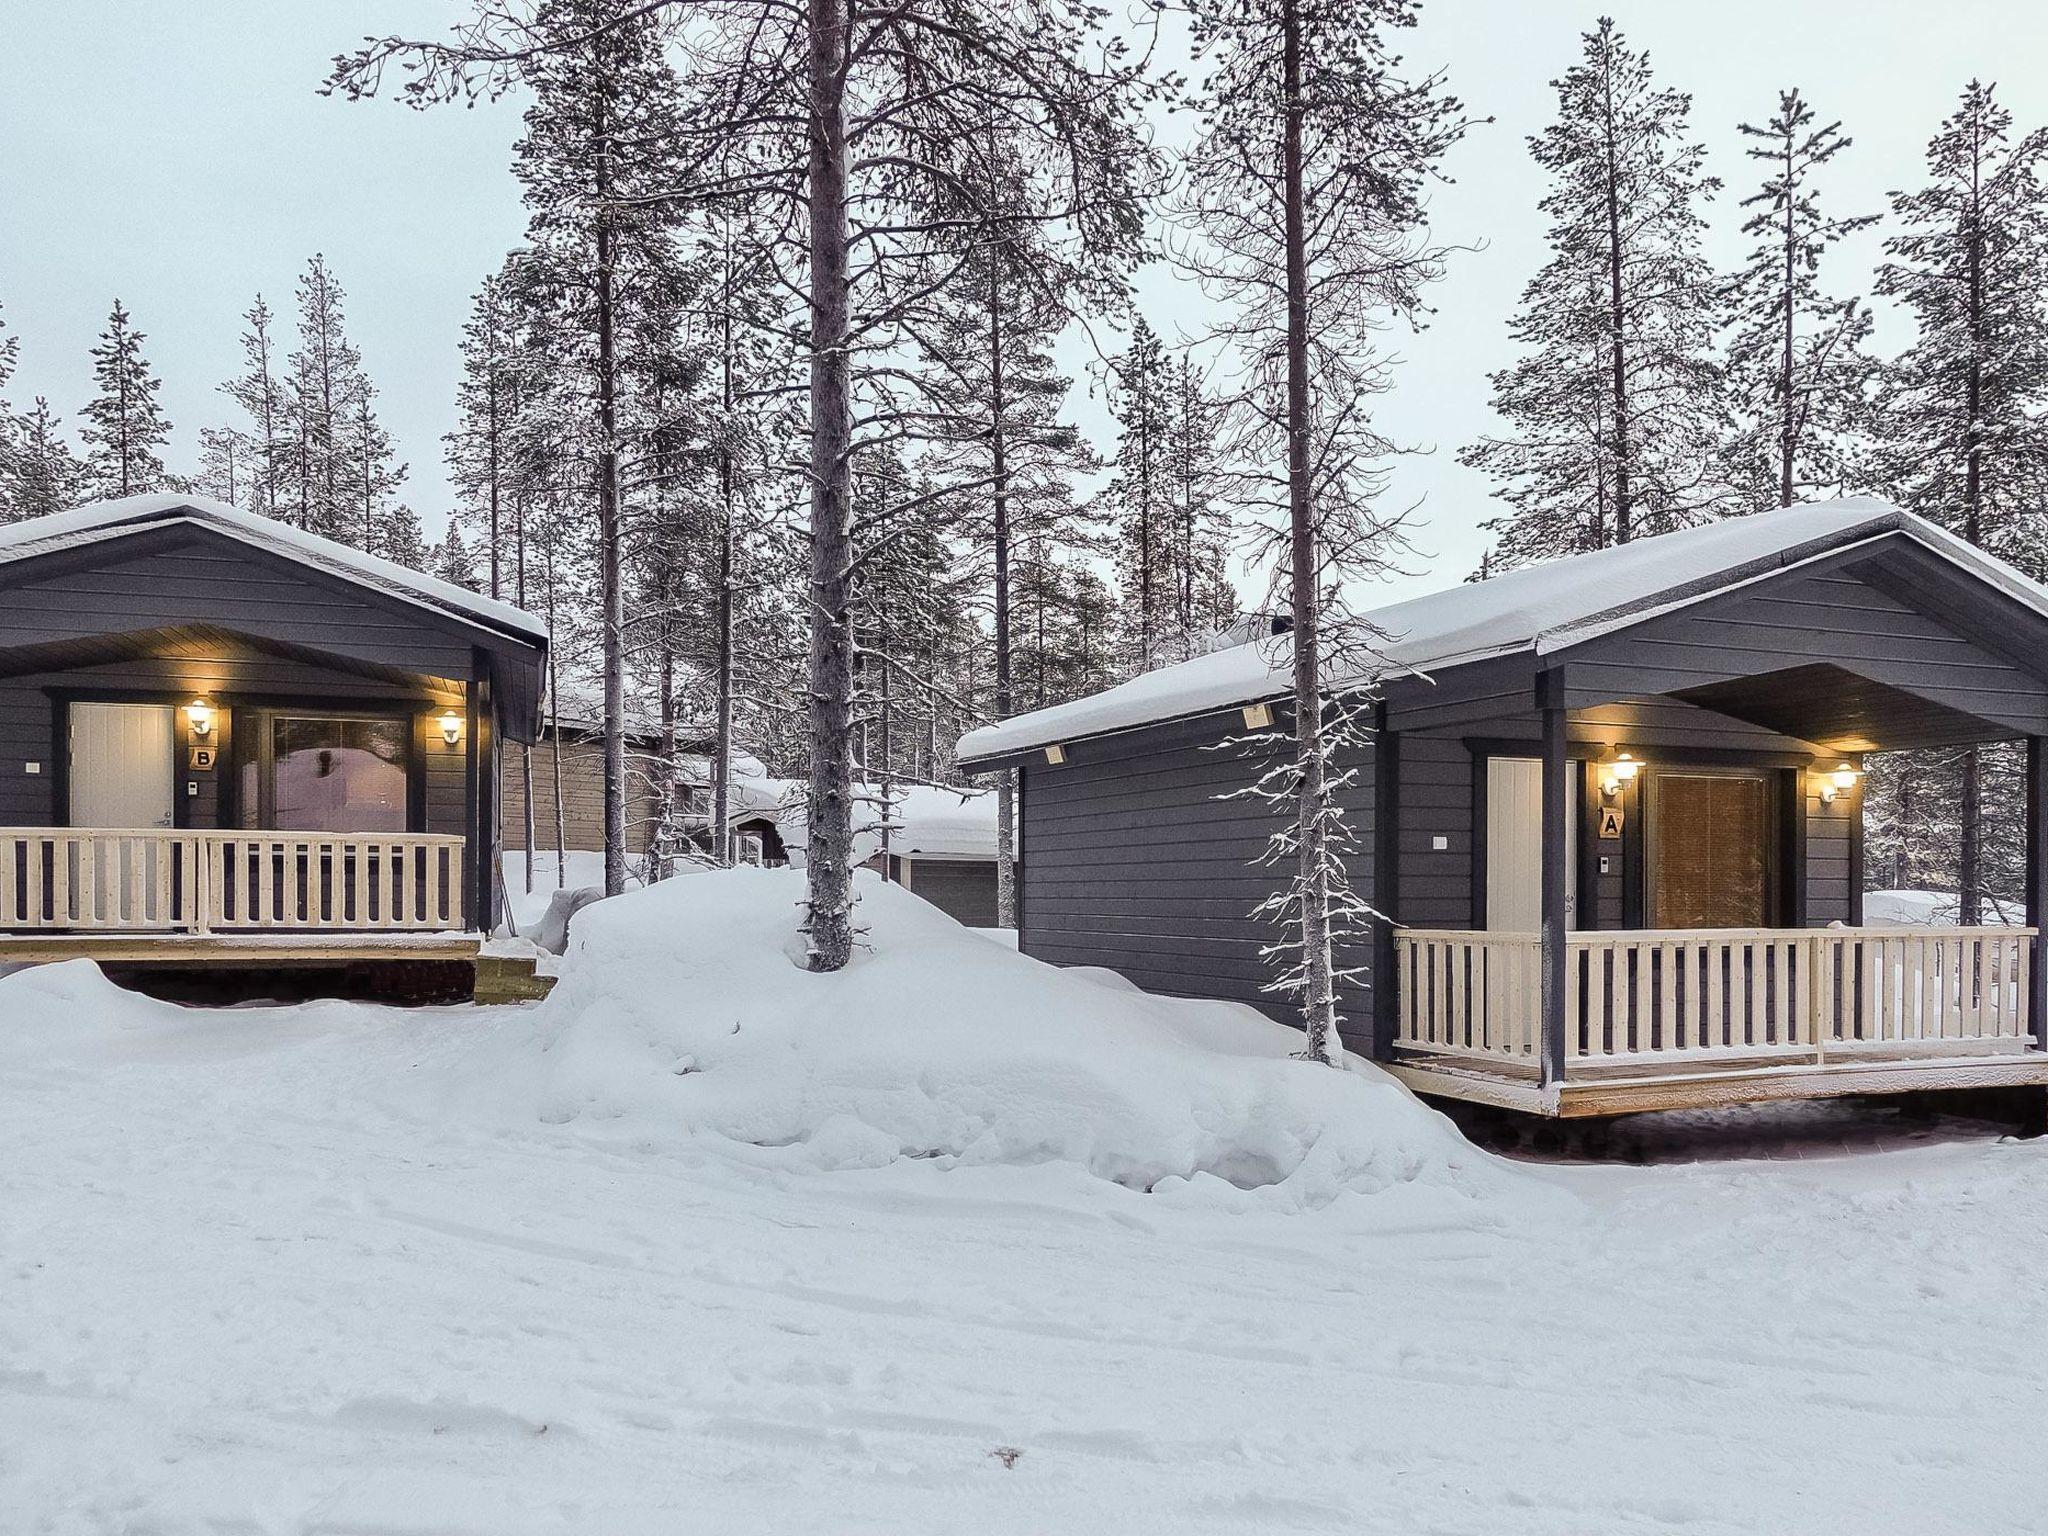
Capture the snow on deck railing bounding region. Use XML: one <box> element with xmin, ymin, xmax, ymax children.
<box><xmin>1397</xmin><ymin>926</ymin><xmax>2038</xmax><ymax>1069</ymax></box>
<box><xmin>0</xmin><ymin>829</ymin><xmax>466</xmax><ymax>934</ymax></box>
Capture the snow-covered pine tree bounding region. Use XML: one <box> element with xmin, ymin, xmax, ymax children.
<box><xmin>1872</xmin><ymin>81</ymin><xmax>2048</xmax><ymax>921</ymax></box>
<box><xmin>920</xmin><ymin>167</ymin><xmax>1104</xmax><ymax>925</ymax></box>
<box><xmin>382</xmin><ymin>503</ymin><xmax>429</xmax><ymax>569</ymax></box>
<box><xmin>5</xmin><ymin>398</ymin><xmax>82</xmax><ymax>521</ymax></box>
<box><xmin>334</xmin><ymin>0</ymin><xmax>1155</xmax><ymax>970</ymax></box>
<box><xmin>221</xmin><ymin>297</ymin><xmax>290</xmax><ymax>522</ymax></box>
<box><xmin>1179</xmin><ymin>0</ymin><xmax>1469</xmax><ymax>1065</ymax></box>
<box><xmin>1165</xmin><ymin>355</ymin><xmax>1236</xmax><ymax>649</ymax></box>
<box><xmin>435</xmin><ymin>524</ymin><xmax>478</xmax><ymax>589</ymax></box>
<box><xmin>1107</xmin><ymin>317</ymin><xmax>1175</xmax><ymax>671</ymax></box>
<box><xmin>448</xmin><ymin>263</ymin><xmax>527</xmax><ymax>602</ymax></box>
<box><xmin>194</xmin><ymin>426</ymin><xmax>250</xmax><ymax>507</ymax></box>
<box><xmin>287</xmin><ymin>256</ymin><xmax>368</xmax><ymax>539</ymax></box>
<box><xmin>0</xmin><ymin>302</ymin><xmax>19</xmax><ymax>514</ymax></box>
<box><xmin>1721</xmin><ymin>89</ymin><xmax>1877</xmax><ymax>513</ymax></box>
<box><xmin>79</xmin><ymin>300</ymin><xmax>173</xmax><ymax>500</ymax></box>
<box><xmin>1461</xmin><ymin>18</ymin><xmax>1724</xmax><ymax>569</ymax></box>
<box><xmin>342</xmin><ymin>381</ymin><xmax>408</xmax><ymax>556</ymax></box>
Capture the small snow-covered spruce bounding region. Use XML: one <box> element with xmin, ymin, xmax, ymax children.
<box><xmin>1461</xmin><ymin>17</ymin><xmax>1725</xmax><ymax>570</ymax></box>
<box><xmin>6</xmin><ymin>398</ymin><xmax>83</xmax><ymax>522</ymax></box>
<box><xmin>79</xmin><ymin>299</ymin><xmax>173</xmax><ymax>501</ymax></box>
<box><xmin>1177</xmin><ymin>0</ymin><xmax>1471</xmax><ymax>1064</ymax></box>
<box><xmin>1873</xmin><ymin>81</ymin><xmax>2048</xmax><ymax>922</ymax></box>
<box><xmin>219</xmin><ymin>296</ymin><xmax>290</xmax><ymax>521</ymax></box>
<box><xmin>1719</xmin><ymin>89</ymin><xmax>1877</xmax><ymax>513</ymax></box>
<box><xmin>285</xmin><ymin>256</ymin><xmax>368</xmax><ymax>541</ymax></box>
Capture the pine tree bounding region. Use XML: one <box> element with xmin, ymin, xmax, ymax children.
<box><xmin>1721</xmin><ymin>90</ymin><xmax>1877</xmax><ymax>512</ymax></box>
<box><xmin>0</xmin><ymin>302</ymin><xmax>19</xmax><ymax>511</ymax></box>
<box><xmin>194</xmin><ymin>426</ymin><xmax>251</xmax><ymax>507</ymax></box>
<box><xmin>79</xmin><ymin>300</ymin><xmax>173</xmax><ymax>499</ymax></box>
<box><xmin>435</xmin><ymin>524</ymin><xmax>478</xmax><ymax>588</ymax></box>
<box><xmin>287</xmin><ymin>256</ymin><xmax>367</xmax><ymax>538</ymax></box>
<box><xmin>1165</xmin><ymin>356</ymin><xmax>1235</xmax><ymax>649</ymax></box>
<box><xmin>383</xmin><ymin>503</ymin><xmax>429</xmax><ymax>569</ymax></box>
<box><xmin>1180</xmin><ymin>0</ymin><xmax>1469</xmax><ymax>1063</ymax></box>
<box><xmin>222</xmin><ymin>297</ymin><xmax>290</xmax><ymax>521</ymax></box>
<box><xmin>1872</xmin><ymin>81</ymin><xmax>2048</xmax><ymax>921</ymax></box>
<box><xmin>6</xmin><ymin>398</ymin><xmax>82</xmax><ymax>521</ymax></box>
<box><xmin>1107</xmin><ymin>317</ymin><xmax>1175</xmax><ymax>669</ymax></box>
<box><xmin>343</xmin><ymin>382</ymin><xmax>408</xmax><ymax>555</ymax></box>
<box><xmin>334</xmin><ymin>0</ymin><xmax>1154</xmax><ymax>969</ymax></box>
<box><xmin>1462</xmin><ymin>18</ymin><xmax>1724</xmax><ymax>568</ymax></box>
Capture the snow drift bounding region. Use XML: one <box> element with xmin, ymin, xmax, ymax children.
<box><xmin>483</xmin><ymin>868</ymin><xmax>1498</xmax><ymax>1208</ymax></box>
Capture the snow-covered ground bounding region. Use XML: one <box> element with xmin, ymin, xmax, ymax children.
<box><xmin>1865</xmin><ymin>888</ymin><xmax>2022</xmax><ymax>926</ymax></box>
<box><xmin>5</xmin><ymin>871</ymin><xmax>2048</xmax><ymax>1533</ymax></box>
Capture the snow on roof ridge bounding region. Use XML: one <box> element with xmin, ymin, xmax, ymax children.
<box><xmin>0</xmin><ymin>494</ymin><xmax>549</xmax><ymax>643</ymax></box>
<box><xmin>956</xmin><ymin>498</ymin><xmax>2044</xmax><ymax>763</ymax></box>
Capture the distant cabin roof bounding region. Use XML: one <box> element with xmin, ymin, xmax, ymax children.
<box><xmin>956</xmin><ymin>497</ymin><xmax>2048</xmax><ymax>764</ymax></box>
<box><xmin>731</xmin><ymin>776</ymin><xmax>997</xmax><ymax>861</ymax></box>
<box><xmin>0</xmin><ymin>494</ymin><xmax>549</xmax><ymax>646</ymax></box>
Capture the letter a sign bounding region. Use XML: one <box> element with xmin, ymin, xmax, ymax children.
<box><xmin>1597</xmin><ymin>806</ymin><xmax>1624</xmax><ymax>840</ymax></box>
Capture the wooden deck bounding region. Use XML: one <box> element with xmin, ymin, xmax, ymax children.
<box><xmin>0</xmin><ymin>930</ymin><xmax>481</xmax><ymax>966</ymax></box>
<box><xmin>1389</xmin><ymin>1049</ymin><xmax>2048</xmax><ymax>1118</ymax></box>
<box><xmin>1390</xmin><ymin>924</ymin><xmax>2048</xmax><ymax>1116</ymax></box>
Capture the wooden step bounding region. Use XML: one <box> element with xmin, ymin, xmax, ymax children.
<box><xmin>473</xmin><ymin>952</ymin><xmax>557</xmax><ymax>1005</ymax></box>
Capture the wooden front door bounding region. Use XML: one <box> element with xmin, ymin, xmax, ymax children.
<box><xmin>69</xmin><ymin>703</ymin><xmax>175</xmax><ymax>829</ymax></box>
<box><xmin>1647</xmin><ymin>769</ymin><xmax>1775</xmax><ymax>928</ymax></box>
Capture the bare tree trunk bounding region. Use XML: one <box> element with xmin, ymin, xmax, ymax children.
<box><xmin>545</xmin><ymin>540</ymin><xmax>567</xmax><ymax>889</ymax></box>
<box><xmin>1281</xmin><ymin>0</ymin><xmax>1338</xmax><ymax>1066</ymax></box>
<box><xmin>1958</xmin><ymin>164</ymin><xmax>1986</xmax><ymax>922</ymax></box>
<box><xmin>713</xmin><ymin>226</ymin><xmax>738</xmax><ymax>868</ymax></box>
<box><xmin>593</xmin><ymin>54</ymin><xmax>628</xmax><ymax>899</ymax></box>
<box><xmin>516</xmin><ymin>495</ymin><xmax>534</xmax><ymax>895</ymax></box>
<box><xmin>987</xmin><ymin>244</ymin><xmax>1018</xmax><ymax>929</ymax></box>
<box><xmin>803</xmin><ymin>0</ymin><xmax>857</xmax><ymax>971</ymax></box>
<box><xmin>1599</xmin><ymin>52</ymin><xmax>1633</xmax><ymax>545</ymax></box>
<box><xmin>1778</xmin><ymin>130</ymin><xmax>1797</xmax><ymax>509</ymax></box>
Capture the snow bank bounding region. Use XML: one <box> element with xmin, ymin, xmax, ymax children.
<box><xmin>488</xmin><ymin>868</ymin><xmax>1498</xmax><ymax>1209</ymax></box>
<box><xmin>1864</xmin><ymin>889</ymin><xmax>2021</xmax><ymax>927</ymax></box>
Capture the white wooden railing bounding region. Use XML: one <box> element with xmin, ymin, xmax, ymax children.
<box><xmin>0</xmin><ymin>829</ymin><xmax>467</xmax><ymax>934</ymax></box>
<box><xmin>1396</xmin><ymin>926</ymin><xmax>2037</xmax><ymax>1071</ymax></box>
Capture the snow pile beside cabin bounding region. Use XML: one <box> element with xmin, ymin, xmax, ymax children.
<box><xmin>483</xmin><ymin>868</ymin><xmax>1492</xmax><ymax>1208</ymax></box>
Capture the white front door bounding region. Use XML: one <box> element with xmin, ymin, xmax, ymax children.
<box><xmin>1485</xmin><ymin>756</ymin><xmax>1577</xmax><ymax>932</ymax></box>
<box><xmin>69</xmin><ymin>703</ymin><xmax>175</xmax><ymax>829</ymax></box>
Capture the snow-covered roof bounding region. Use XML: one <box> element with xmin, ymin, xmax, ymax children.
<box><xmin>957</xmin><ymin>498</ymin><xmax>2048</xmax><ymax>763</ymax></box>
<box><xmin>0</xmin><ymin>494</ymin><xmax>548</xmax><ymax>645</ymax></box>
<box><xmin>730</xmin><ymin>776</ymin><xmax>997</xmax><ymax>861</ymax></box>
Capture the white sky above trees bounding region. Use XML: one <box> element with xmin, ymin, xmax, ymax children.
<box><xmin>2</xmin><ymin>0</ymin><xmax>2039</xmax><ymax>602</ymax></box>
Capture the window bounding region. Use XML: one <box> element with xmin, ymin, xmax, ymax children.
<box><xmin>1649</xmin><ymin>771</ymin><xmax>1772</xmax><ymax>928</ymax></box>
<box><xmin>240</xmin><ymin>713</ymin><xmax>410</xmax><ymax>832</ymax></box>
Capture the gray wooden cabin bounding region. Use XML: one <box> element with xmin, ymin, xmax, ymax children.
<box><xmin>956</xmin><ymin>500</ymin><xmax>2048</xmax><ymax>1117</ymax></box>
<box><xmin>0</xmin><ymin>496</ymin><xmax>546</xmax><ymax>970</ymax></box>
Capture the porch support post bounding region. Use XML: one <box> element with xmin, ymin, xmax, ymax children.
<box><xmin>1539</xmin><ymin>672</ymin><xmax>1569</xmax><ymax>1088</ymax></box>
<box><xmin>2027</xmin><ymin>736</ymin><xmax>2047</xmax><ymax>1051</ymax></box>
<box><xmin>1370</xmin><ymin>701</ymin><xmax>1401</xmax><ymax>1062</ymax></box>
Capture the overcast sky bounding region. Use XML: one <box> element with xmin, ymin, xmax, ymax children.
<box><xmin>3</xmin><ymin>1</ymin><xmax>2042</xmax><ymax>604</ymax></box>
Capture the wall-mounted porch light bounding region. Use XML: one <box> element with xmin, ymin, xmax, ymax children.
<box><xmin>1599</xmin><ymin>750</ymin><xmax>1641</xmax><ymax>800</ymax></box>
<box><xmin>440</xmin><ymin>709</ymin><xmax>464</xmax><ymax>747</ymax></box>
<box><xmin>1818</xmin><ymin>761</ymin><xmax>1861</xmax><ymax>804</ymax></box>
<box><xmin>185</xmin><ymin>699</ymin><xmax>214</xmax><ymax>738</ymax></box>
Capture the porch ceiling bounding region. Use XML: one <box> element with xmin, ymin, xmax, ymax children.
<box><xmin>0</xmin><ymin>622</ymin><xmax>463</xmax><ymax>697</ymax></box>
<box><xmin>1672</xmin><ymin>662</ymin><xmax>2009</xmax><ymax>752</ymax></box>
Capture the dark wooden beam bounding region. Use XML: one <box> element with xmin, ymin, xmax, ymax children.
<box><xmin>1371</xmin><ymin>702</ymin><xmax>1401</xmax><ymax>1062</ymax></box>
<box><xmin>2028</xmin><ymin>737</ymin><xmax>2047</xmax><ymax>1051</ymax></box>
<box><xmin>1539</xmin><ymin>673</ymin><xmax>1569</xmax><ymax>1087</ymax></box>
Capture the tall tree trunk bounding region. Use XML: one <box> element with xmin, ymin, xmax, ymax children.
<box><xmin>1958</xmin><ymin>151</ymin><xmax>1986</xmax><ymax>922</ymax></box>
<box><xmin>1281</xmin><ymin>0</ymin><xmax>1338</xmax><ymax>1066</ymax></box>
<box><xmin>1600</xmin><ymin>48</ymin><xmax>1633</xmax><ymax>543</ymax></box>
<box><xmin>516</xmin><ymin>495</ymin><xmax>534</xmax><ymax>895</ymax></box>
<box><xmin>803</xmin><ymin>0</ymin><xmax>857</xmax><ymax>971</ymax></box>
<box><xmin>987</xmin><ymin>250</ymin><xmax>1017</xmax><ymax>929</ymax></box>
<box><xmin>713</xmin><ymin>228</ymin><xmax>738</xmax><ymax>868</ymax></box>
<box><xmin>1779</xmin><ymin>129</ymin><xmax>1797</xmax><ymax>509</ymax></box>
<box><xmin>593</xmin><ymin>54</ymin><xmax>628</xmax><ymax>899</ymax></box>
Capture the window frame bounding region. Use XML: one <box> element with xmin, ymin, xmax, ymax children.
<box><xmin>233</xmin><ymin>705</ymin><xmax>422</xmax><ymax>834</ymax></box>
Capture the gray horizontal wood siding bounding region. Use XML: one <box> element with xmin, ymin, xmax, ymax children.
<box><xmin>898</xmin><ymin>857</ymin><xmax>999</xmax><ymax>928</ymax></box>
<box><xmin>1018</xmin><ymin>707</ymin><xmax>1379</xmax><ymax>1052</ymax></box>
